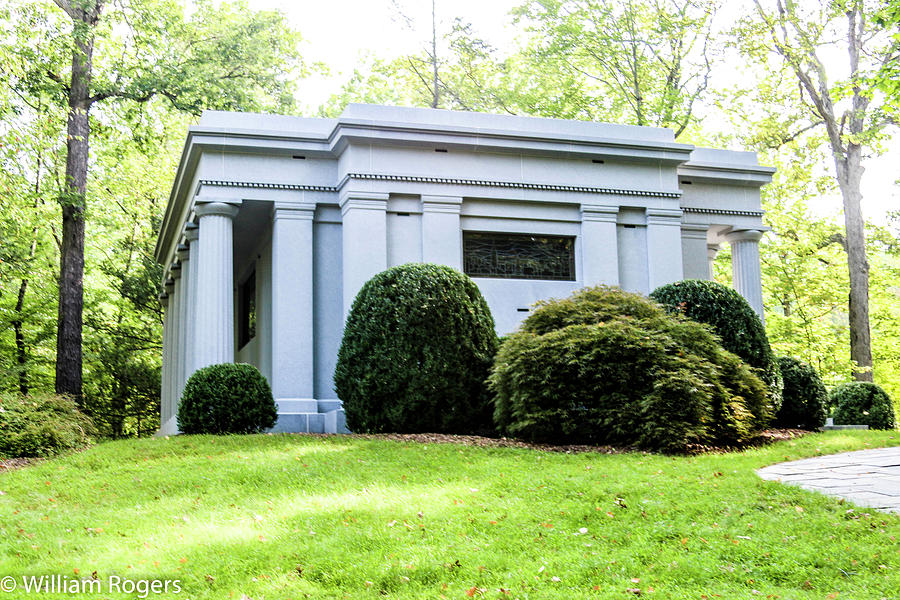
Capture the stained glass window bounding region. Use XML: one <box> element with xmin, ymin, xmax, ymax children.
<box><xmin>463</xmin><ymin>232</ymin><xmax>575</xmax><ymax>280</ymax></box>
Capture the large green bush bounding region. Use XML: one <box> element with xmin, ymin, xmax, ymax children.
<box><xmin>831</xmin><ymin>382</ymin><xmax>896</xmax><ymax>430</ymax></box>
<box><xmin>489</xmin><ymin>286</ymin><xmax>770</xmax><ymax>452</ymax></box>
<box><xmin>774</xmin><ymin>357</ymin><xmax>827</xmax><ymax>430</ymax></box>
<box><xmin>177</xmin><ymin>363</ymin><xmax>277</xmax><ymax>434</ymax></box>
<box><xmin>334</xmin><ymin>263</ymin><xmax>499</xmax><ymax>434</ymax></box>
<box><xmin>650</xmin><ymin>279</ymin><xmax>783</xmax><ymax>414</ymax></box>
<box><xmin>0</xmin><ymin>393</ymin><xmax>97</xmax><ymax>458</ymax></box>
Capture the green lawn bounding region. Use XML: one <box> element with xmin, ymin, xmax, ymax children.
<box><xmin>1</xmin><ymin>432</ymin><xmax>898</xmax><ymax>599</ymax></box>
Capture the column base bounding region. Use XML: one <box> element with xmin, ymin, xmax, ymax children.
<box><xmin>156</xmin><ymin>416</ymin><xmax>180</xmax><ymax>437</ymax></box>
<box><xmin>269</xmin><ymin>399</ymin><xmax>351</xmax><ymax>434</ymax></box>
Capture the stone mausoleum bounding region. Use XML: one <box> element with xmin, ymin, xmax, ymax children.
<box><xmin>155</xmin><ymin>104</ymin><xmax>774</xmax><ymax>435</ymax></box>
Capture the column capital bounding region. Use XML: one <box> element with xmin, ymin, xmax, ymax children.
<box><xmin>707</xmin><ymin>243</ymin><xmax>721</xmax><ymax>258</ymax></box>
<box><xmin>164</xmin><ymin>277</ymin><xmax>175</xmax><ymax>292</ymax></box>
<box><xmin>195</xmin><ymin>200</ymin><xmax>240</xmax><ymax>219</ymax></box>
<box><xmin>273</xmin><ymin>201</ymin><xmax>316</xmax><ymax>221</ymax></box>
<box><xmin>422</xmin><ymin>195</ymin><xmax>462</xmax><ymax>214</ymax></box>
<box><xmin>158</xmin><ymin>292</ymin><xmax>169</xmax><ymax>306</ymax></box>
<box><xmin>725</xmin><ymin>229</ymin><xmax>764</xmax><ymax>243</ymax></box>
<box><xmin>183</xmin><ymin>222</ymin><xmax>199</xmax><ymax>243</ymax></box>
<box><xmin>581</xmin><ymin>204</ymin><xmax>618</xmax><ymax>223</ymax></box>
<box><xmin>170</xmin><ymin>262</ymin><xmax>183</xmax><ymax>279</ymax></box>
<box><xmin>175</xmin><ymin>244</ymin><xmax>190</xmax><ymax>262</ymax></box>
<box><xmin>680</xmin><ymin>223</ymin><xmax>709</xmax><ymax>241</ymax></box>
<box><xmin>646</xmin><ymin>207</ymin><xmax>683</xmax><ymax>224</ymax></box>
<box><xmin>339</xmin><ymin>191</ymin><xmax>389</xmax><ymax>215</ymax></box>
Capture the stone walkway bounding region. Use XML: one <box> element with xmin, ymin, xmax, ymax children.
<box><xmin>757</xmin><ymin>447</ymin><xmax>900</xmax><ymax>514</ymax></box>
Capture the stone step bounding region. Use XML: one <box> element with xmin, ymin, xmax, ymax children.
<box><xmin>276</xmin><ymin>399</ymin><xmax>318</xmax><ymax>413</ymax></box>
<box><xmin>271</xmin><ymin>412</ymin><xmax>325</xmax><ymax>433</ymax></box>
<box><xmin>324</xmin><ymin>408</ymin><xmax>350</xmax><ymax>434</ymax></box>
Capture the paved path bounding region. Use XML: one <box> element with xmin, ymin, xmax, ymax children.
<box><xmin>757</xmin><ymin>447</ymin><xmax>900</xmax><ymax>514</ymax></box>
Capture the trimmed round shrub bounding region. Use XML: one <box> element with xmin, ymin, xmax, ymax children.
<box><xmin>0</xmin><ymin>393</ymin><xmax>97</xmax><ymax>458</ymax></box>
<box><xmin>489</xmin><ymin>286</ymin><xmax>770</xmax><ymax>453</ymax></box>
<box><xmin>831</xmin><ymin>382</ymin><xmax>896</xmax><ymax>430</ymax></box>
<box><xmin>650</xmin><ymin>279</ymin><xmax>783</xmax><ymax>415</ymax></box>
<box><xmin>177</xmin><ymin>363</ymin><xmax>277</xmax><ymax>434</ymax></box>
<box><xmin>335</xmin><ymin>263</ymin><xmax>499</xmax><ymax>434</ymax></box>
<box><xmin>774</xmin><ymin>357</ymin><xmax>827</xmax><ymax>430</ymax></box>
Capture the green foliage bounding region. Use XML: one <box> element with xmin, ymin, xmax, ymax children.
<box><xmin>335</xmin><ymin>263</ymin><xmax>499</xmax><ymax>435</ymax></box>
<box><xmin>0</xmin><ymin>392</ymin><xmax>96</xmax><ymax>458</ymax></box>
<box><xmin>650</xmin><ymin>279</ymin><xmax>783</xmax><ymax>415</ymax></box>
<box><xmin>0</xmin><ymin>0</ymin><xmax>303</xmax><ymax>423</ymax></box>
<box><xmin>774</xmin><ymin>357</ymin><xmax>827</xmax><ymax>430</ymax></box>
<box><xmin>177</xmin><ymin>363</ymin><xmax>276</xmax><ymax>435</ymax></box>
<box><xmin>489</xmin><ymin>287</ymin><xmax>770</xmax><ymax>452</ymax></box>
<box><xmin>512</xmin><ymin>0</ymin><xmax>717</xmax><ymax>136</ymax></box>
<box><xmin>831</xmin><ymin>382</ymin><xmax>897</xmax><ymax>431</ymax></box>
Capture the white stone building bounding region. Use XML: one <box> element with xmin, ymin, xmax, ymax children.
<box><xmin>155</xmin><ymin>104</ymin><xmax>774</xmax><ymax>435</ymax></box>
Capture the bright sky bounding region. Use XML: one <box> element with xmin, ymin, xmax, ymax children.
<box><xmin>253</xmin><ymin>0</ymin><xmax>898</xmax><ymax>225</ymax></box>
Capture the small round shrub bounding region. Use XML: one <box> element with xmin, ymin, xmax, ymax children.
<box><xmin>774</xmin><ymin>357</ymin><xmax>827</xmax><ymax>430</ymax></box>
<box><xmin>335</xmin><ymin>263</ymin><xmax>499</xmax><ymax>435</ymax></box>
<box><xmin>177</xmin><ymin>363</ymin><xmax>277</xmax><ymax>434</ymax></box>
<box><xmin>0</xmin><ymin>393</ymin><xmax>97</xmax><ymax>458</ymax></box>
<box><xmin>650</xmin><ymin>279</ymin><xmax>783</xmax><ymax>414</ymax></box>
<box><xmin>830</xmin><ymin>382</ymin><xmax>896</xmax><ymax>430</ymax></box>
<box><xmin>489</xmin><ymin>286</ymin><xmax>770</xmax><ymax>453</ymax></box>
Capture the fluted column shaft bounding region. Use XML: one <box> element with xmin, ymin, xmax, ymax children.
<box><xmin>271</xmin><ymin>203</ymin><xmax>316</xmax><ymax>401</ymax></box>
<box><xmin>726</xmin><ymin>229</ymin><xmax>765</xmax><ymax>323</ymax></box>
<box><xmin>581</xmin><ymin>204</ymin><xmax>619</xmax><ymax>286</ymax></box>
<box><xmin>194</xmin><ymin>201</ymin><xmax>240</xmax><ymax>369</ymax></box>
<box><xmin>158</xmin><ymin>290</ymin><xmax>172</xmax><ymax>433</ymax></box>
<box><xmin>184</xmin><ymin>224</ymin><xmax>200</xmax><ymax>379</ymax></box>
<box><xmin>175</xmin><ymin>244</ymin><xmax>191</xmax><ymax>407</ymax></box>
<box><xmin>168</xmin><ymin>265</ymin><xmax>183</xmax><ymax>427</ymax></box>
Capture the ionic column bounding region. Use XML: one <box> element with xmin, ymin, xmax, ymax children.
<box><xmin>175</xmin><ymin>244</ymin><xmax>191</xmax><ymax>405</ymax></box>
<box><xmin>184</xmin><ymin>223</ymin><xmax>200</xmax><ymax>379</ymax></box>
<box><xmin>271</xmin><ymin>202</ymin><xmax>316</xmax><ymax>402</ymax></box>
<box><xmin>194</xmin><ymin>201</ymin><xmax>240</xmax><ymax>369</ymax></box>
<box><xmin>680</xmin><ymin>223</ymin><xmax>710</xmax><ymax>281</ymax></box>
<box><xmin>726</xmin><ymin>229</ymin><xmax>765</xmax><ymax>323</ymax></box>
<box><xmin>422</xmin><ymin>195</ymin><xmax>462</xmax><ymax>269</ymax></box>
<box><xmin>340</xmin><ymin>192</ymin><xmax>388</xmax><ymax>315</ymax></box>
<box><xmin>581</xmin><ymin>204</ymin><xmax>619</xmax><ymax>286</ymax></box>
<box><xmin>646</xmin><ymin>208</ymin><xmax>684</xmax><ymax>291</ymax></box>
<box><xmin>157</xmin><ymin>290</ymin><xmax>171</xmax><ymax>435</ymax></box>
<box><xmin>707</xmin><ymin>243</ymin><xmax>721</xmax><ymax>280</ymax></box>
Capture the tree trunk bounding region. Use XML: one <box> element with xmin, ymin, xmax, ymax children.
<box><xmin>56</xmin><ymin>20</ymin><xmax>95</xmax><ymax>400</ymax></box>
<box><xmin>835</xmin><ymin>144</ymin><xmax>873</xmax><ymax>381</ymax></box>
<box><xmin>14</xmin><ymin>277</ymin><xmax>29</xmax><ymax>396</ymax></box>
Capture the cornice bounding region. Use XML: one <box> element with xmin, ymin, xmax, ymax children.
<box><xmin>340</xmin><ymin>173</ymin><xmax>682</xmax><ymax>198</ymax></box>
<box><xmin>682</xmin><ymin>206</ymin><xmax>764</xmax><ymax>217</ymax></box>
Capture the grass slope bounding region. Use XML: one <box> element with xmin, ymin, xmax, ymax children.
<box><xmin>1</xmin><ymin>432</ymin><xmax>898</xmax><ymax>599</ymax></box>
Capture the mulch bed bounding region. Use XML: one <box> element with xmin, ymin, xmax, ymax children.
<box><xmin>339</xmin><ymin>428</ymin><xmax>814</xmax><ymax>455</ymax></box>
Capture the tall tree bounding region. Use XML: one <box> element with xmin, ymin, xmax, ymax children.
<box><xmin>513</xmin><ymin>0</ymin><xmax>719</xmax><ymax>137</ymax></box>
<box><xmin>742</xmin><ymin>0</ymin><xmax>899</xmax><ymax>380</ymax></box>
<box><xmin>15</xmin><ymin>0</ymin><xmax>301</xmax><ymax>398</ymax></box>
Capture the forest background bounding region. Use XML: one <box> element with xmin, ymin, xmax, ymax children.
<box><xmin>1</xmin><ymin>0</ymin><xmax>898</xmax><ymax>437</ymax></box>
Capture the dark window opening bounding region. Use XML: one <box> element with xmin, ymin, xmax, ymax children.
<box><xmin>238</xmin><ymin>270</ymin><xmax>257</xmax><ymax>348</ymax></box>
<box><xmin>463</xmin><ymin>232</ymin><xmax>575</xmax><ymax>281</ymax></box>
